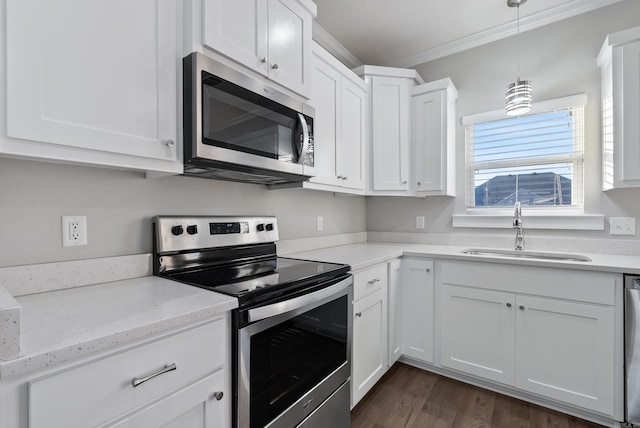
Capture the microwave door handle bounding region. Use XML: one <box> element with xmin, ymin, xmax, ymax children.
<box><xmin>297</xmin><ymin>113</ymin><xmax>309</xmax><ymax>164</ymax></box>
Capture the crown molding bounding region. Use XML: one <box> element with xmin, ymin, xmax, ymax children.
<box><xmin>312</xmin><ymin>23</ymin><xmax>363</xmax><ymax>69</ymax></box>
<box><xmin>386</xmin><ymin>0</ymin><xmax>623</xmax><ymax>68</ymax></box>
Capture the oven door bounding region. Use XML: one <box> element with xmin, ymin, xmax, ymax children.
<box><xmin>236</xmin><ymin>275</ymin><xmax>352</xmax><ymax>428</ymax></box>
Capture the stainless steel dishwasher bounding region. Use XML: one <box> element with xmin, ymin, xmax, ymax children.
<box><xmin>626</xmin><ymin>275</ymin><xmax>640</xmax><ymax>425</ymax></box>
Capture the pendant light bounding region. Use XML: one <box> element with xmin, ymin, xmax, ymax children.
<box><xmin>505</xmin><ymin>0</ymin><xmax>532</xmax><ymax>116</ymax></box>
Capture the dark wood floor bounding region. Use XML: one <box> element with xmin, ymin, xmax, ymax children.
<box><xmin>351</xmin><ymin>363</ymin><xmax>604</xmax><ymax>428</ymax></box>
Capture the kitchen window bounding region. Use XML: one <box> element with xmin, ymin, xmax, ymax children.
<box><xmin>455</xmin><ymin>94</ymin><xmax>604</xmax><ymax>230</ymax></box>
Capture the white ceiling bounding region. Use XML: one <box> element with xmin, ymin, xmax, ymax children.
<box><xmin>313</xmin><ymin>0</ymin><xmax>624</xmax><ymax>67</ymax></box>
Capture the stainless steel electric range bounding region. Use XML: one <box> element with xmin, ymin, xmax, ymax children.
<box><xmin>153</xmin><ymin>216</ymin><xmax>352</xmax><ymax>428</ymax></box>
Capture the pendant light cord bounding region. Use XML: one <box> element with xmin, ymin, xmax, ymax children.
<box><xmin>516</xmin><ymin>4</ymin><xmax>521</xmax><ymax>81</ymax></box>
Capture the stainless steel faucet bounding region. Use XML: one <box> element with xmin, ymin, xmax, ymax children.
<box><xmin>513</xmin><ymin>202</ymin><xmax>524</xmax><ymax>251</ymax></box>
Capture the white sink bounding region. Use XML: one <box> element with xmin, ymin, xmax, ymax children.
<box><xmin>461</xmin><ymin>248</ymin><xmax>592</xmax><ymax>262</ymax></box>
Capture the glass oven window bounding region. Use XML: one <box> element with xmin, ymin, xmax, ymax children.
<box><xmin>249</xmin><ymin>295</ymin><xmax>348</xmax><ymax>428</ymax></box>
<box><xmin>201</xmin><ymin>72</ymin><xmax>309</xmax><ymax>163</ymax></box>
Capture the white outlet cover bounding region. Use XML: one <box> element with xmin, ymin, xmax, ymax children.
<box><xmin>416</xmin><ymin>216</ymin><xmax>425</xmax><ymax>229</ymax></box>
<box><xmin>62</xmin><ymin>216</ymin><xmax>88</xmax><ymax>246</ymax></box>
<box><xmin>317</xmin><ymin>216</ymin><xmax>324</xmax><ymax>231</ymax></box>
<box><xmin>610</xmin><ymin>216</ymin><xmax>636</xmax><ymax>236</ymax></box>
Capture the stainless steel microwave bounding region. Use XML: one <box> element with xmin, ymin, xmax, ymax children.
<box><xmin>183</xmin><ymin>52</ymin><xmax>315</xmax><ymax>185</ymax></box>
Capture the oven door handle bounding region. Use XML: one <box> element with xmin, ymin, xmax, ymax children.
<box><xmin>248</xmin><ymin>276</ymin><xmax>352</xmax><ymax>322</ymax></box>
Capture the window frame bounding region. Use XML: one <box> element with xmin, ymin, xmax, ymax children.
<box><xmin>455</xmin><ymin>93</ymin><xmax>604</xmax><ymax>230</ymax></box>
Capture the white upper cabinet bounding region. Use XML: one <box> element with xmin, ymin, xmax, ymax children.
<box><xmin>201</xmin><ymin>0</ymin><xmax>315</xmax><ymax>97</ymax></box>
<box><xmin>598</xmin><ymin>26</ymin><xmax>640</xmax><ymax>190</ymax></box>
<box><xmin>355</xmin><ymin>66</ymin><xmax>456</xmax><ymax>197</ymax></box>
<box><xmin>355</xmin><ymin>66</ymin><xmax>423</xmax><ymax>195</ymax></box>
<box><xmin>412</xmin><ymin>79</ymin><xmax>457</xmax><ymax>196</ymax></box>
<box><xmin>4</xmin><ymin>0</ymin><xmax>181</xmax><ymax>174</ymax></box>
<box><xmin>370</xmin><ymin>76</ymin><xmax>412</xmax><ymax>191</ymax></box>
<box><xmin>304</xmin><ymin>43</ymin><xmax>366</xmax><ymax>193</ymax></box>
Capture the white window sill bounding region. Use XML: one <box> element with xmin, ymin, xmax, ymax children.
<box><xmin>452</xmin><ymin>210</ymin><xmax>605</xmax><ymax>230</ymax></box>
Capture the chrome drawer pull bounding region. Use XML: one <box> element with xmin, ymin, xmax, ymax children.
<box><xmin>132</xmin><ymin>363</ymin><xmax>177</xmax><ymax>387</ymax></box>
<box><xmin>212</xmin><ymin>391</ymin><xmax>224</xmax><ymax>401</ymax></box>
<box><xmin>367</xmin><ymin>278</ymin><xmax>380</xmax><ymax>285</ymax></box>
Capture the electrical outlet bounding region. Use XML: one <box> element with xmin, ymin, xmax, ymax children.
<box><xmin>416</xmin><ymin>216</ymin><xmax>425</xmax><ymax>230</ymax></box>
<box><xmin>317</xmin><ymin>216</ymin><xmax>324</xmax><ymax>231</ymax></box>
<box><xmin>62</xmin><ymin>216</ymin><xmax>88</xmax><ymax>246</ymax></box>
<box><xmin>610</xmin><ymin>217</ymin><xmax>636</xmax><ymax>236</ymax></box>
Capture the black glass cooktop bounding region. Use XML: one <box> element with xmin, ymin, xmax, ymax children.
<box><xmin>164</xmin><ymin>257</ymin><xmax>350</xmax><ymax>306</ymax></box>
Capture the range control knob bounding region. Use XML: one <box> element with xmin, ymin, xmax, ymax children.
<box><xmin>186</xmin><ymin>225</ymin><xmax>198</xmax><ymax>235</ymax></box>
<box><xmin>171</xmin><ymin>225</ymin><xmax>184</xmax><ymax>236</ymax></box>
<box><xmin>265</xmin><ymin>223</ymin><xmax>274</xmax><ymax>231</ymax></box>
<box><xmin>256</xmin><ymin>224</ymin><xmax>265</xmax><ymax>232</ymax></box>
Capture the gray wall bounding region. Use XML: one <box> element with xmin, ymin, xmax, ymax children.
<box><xmin>0</xmin><ymin>157</ymin><xmax>366</xmax><ymax>267</ymax></box>
<box><xmin>367</xmin><ymin>0</ymin><xmax>640</xmax><ymax>240</ymax></box>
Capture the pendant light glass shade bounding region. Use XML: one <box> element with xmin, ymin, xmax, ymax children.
<box><xmin>505</xmin><ymin>79</ymin><xmax>532</xmax><ymax>116</ymax></box>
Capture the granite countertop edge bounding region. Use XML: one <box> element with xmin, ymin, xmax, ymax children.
<box><xmin>0</xmin><ymin>276</ymin><xmax>237</xmax><ymax>381</ymax></box>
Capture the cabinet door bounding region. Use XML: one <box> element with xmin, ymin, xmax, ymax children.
<box><xmin>337</xmin><ymin>78</ymin><xmax>366</xmax><ymax>190</ymax></box>
<box><xmin>352</xmin><ymin>288</ymin><xmax>388</xmax><ymax>407</ymax></box>
<box><xmin>401</xmin><ymin>259</ymin><xmax>434</xmax><ymax>363</ymax></box>
<box><xmin>619</xmin><ymin>40</ymin><xmax>640</xmax><ymax>184</ymax></box>
<box><xmin>6</xmin><ymin>0</ymin><xmax>178</xmax><ymax>166</ymax></box>
<box><xmin>109</xmin><ymin>370</ymin><xmax>227</xmax><ymax>428</ymax></box>
<box><xmin>515</xmin><ymin>295</ymin><xmax>615</xmax><ymax>415</ymax></box>
<box><xmin>308</xmin><ymin>53</ymin><xmax>340</xmax><ymax>186</ymax></box>
<box><xmin>266</xmin><ymin>0</ymin><xmax>311</xmax><ymax>96</ymax></box>
<box><xmin>202</xmin><ymin>0</ymin><xmax>268</xmax><ymax>76</ymax></box>
<box><xmin>388</xmin><ymin>259</ymin><xmax>402</xmax><ymax>365</ymax></box>
<box><xmin>413</xmin><ymin>90</ymin><xmax>445</xmax><ymax>193</ymax></box>
<box><xmin>371</xmin><ymin>76</ymin><xmax>411</xmax><ymax>191</ymax></box>
<box><xmin>440</xmin><ymin>285</ymin><xmax>515</xmax><ymax>385</ymax></box>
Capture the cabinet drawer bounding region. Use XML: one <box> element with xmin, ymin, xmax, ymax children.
<box><xmin>440</xmin><ymin>261</ymin><xmax>617</xmax><ymax>305</ymax></box>
<box><xmin>29</xmin><ymin>319</ymin><xmax>226</xmax><ymax>428</ymax></box>
<box><xmin>353</xmin><ymin>263</ymin><xmax>388</xmax><ymax>301</ymax></box>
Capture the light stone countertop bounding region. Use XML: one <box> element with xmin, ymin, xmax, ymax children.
<box><xmin>3</xmin><ymin>239</ymin><xmax>640</xmax><ymax>381</ymax></box>
<box><xmin>0</xmin><ymin>276</ymin><xmax>237</xmax><ymax>380</ymax></box>
<box><xmin>288</xmin><ymin>242</ymin><xmax>640</xmax><ymax>274</ymax></box>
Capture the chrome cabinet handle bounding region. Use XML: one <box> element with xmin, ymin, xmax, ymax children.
<box><xmin>212</xmin><ymin>391</ymin><xmax>224</xmax><ymax>401</ymax></box>
<box><xmin>355</xmin><ymin>312</ymin><xmax>362</xmax><ymax>317</ymax></box>
<box><xmin>417</xmin><ymin>181</ymin><xmax>422</xmax><ymax>185</ymax></box>
<box><xmin>165</xmin><ymin>139</ymin><xmax>175</xmax><ymax>147</ymax></box>
<box><xmin>132</xmin><ymin>363</ymin><xmax>176</xmax><ymax>387</ymax></box>
<box><xmin>272</xmin><ymin>64</ymin><xmax>279</xmax><ymax>69</ymax></box>
<box><xmin>426</xmin><ymin>268</ymin><xmax>431</xmax><ymax>272</ymax></box>
<box><xmin>519</xmin><ymin>305</ymin><xmax>525</xmax><ymax>310</ymax></box>
<box><xmin>367</xmin><ymin>278</ymin><xmax>380</xmax><ymax>285</ymax></box>
<box><xmin>402</xmin><ymin>181</ymin><xmax>407</xmax><ymax>184</ymax></box>
<box><xmin>337</xmin><ymin>175</ymin><xmax>343</xmax><ymax>179</ymax></box>
<box><xmin>260</xmin><ymin>57</ymin><xmax>267</xmax><ymax>63</ymax></box>
<box><xmin>506</xmin><ymin>303</ymin><xmax>512</xmax><ymax>308</ymax></box>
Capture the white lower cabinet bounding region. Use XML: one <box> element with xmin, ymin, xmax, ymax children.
<box><xmin>351</xmin><ymin>263</ymin><xmax>388</xmax><ymax>408</ymax></box>
<box><xmin>401</xmin><ymin>259</ymin><xmax>434</xmax><ymax>363</ymax></box>
<box><xmin>109</xmin><ymin>370</ymin><xmax>225</xmax><ymax>428</ymax></box>
<box><xmin>7</xmin><ymin>317</ymin><xmax>230</xmax><ymax>428</ymax></box>
<box><xmin>514</xmin><ymin>295</ymin><xmax>615</xmax><ymax>414</ymax></box>
<box><xmin>439</xmin><ymin>261</ymin><xmax>619</xmax><ymax>418</ymax></box>
<box><xmin>441</xmin><ymin>285</ymin><xmax>515</xmax><ymax>384</ymax></box>
<box><xmin>387</xmin><ymin>259</ymin><xmax>402</xmax><ymax>365</ymax></box>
